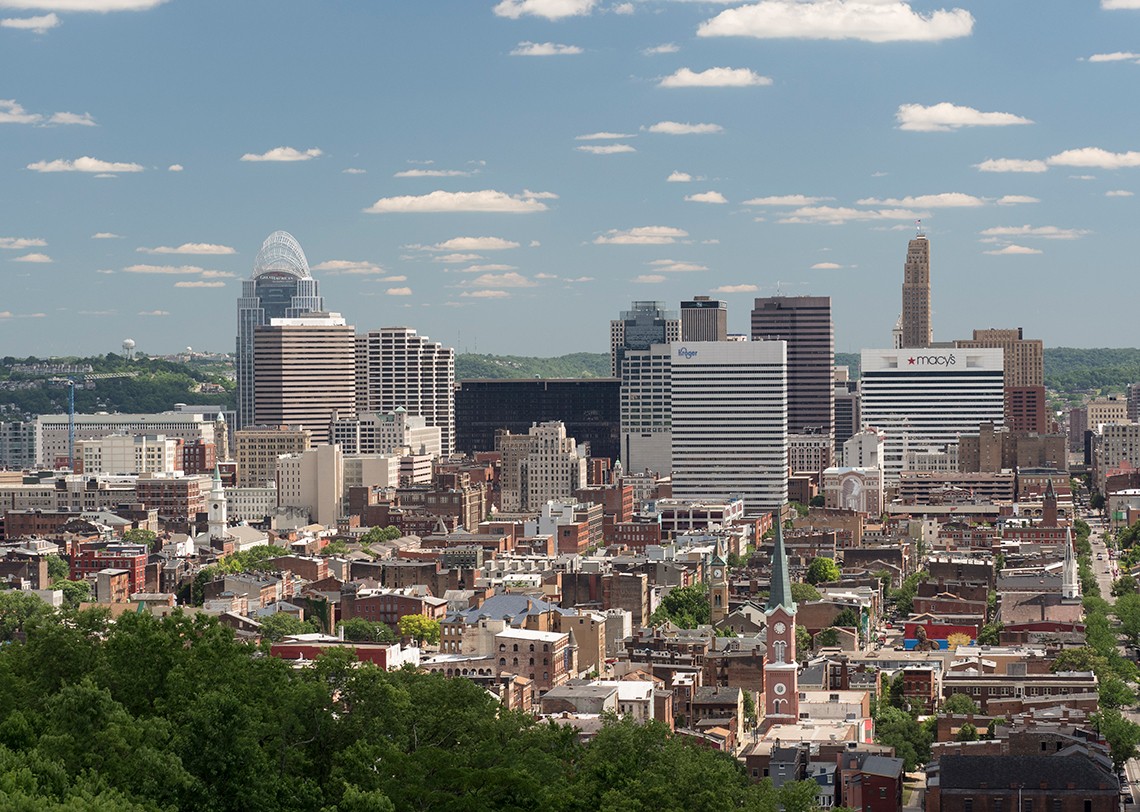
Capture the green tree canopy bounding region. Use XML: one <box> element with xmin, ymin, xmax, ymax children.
<box><xmin>397</xmin><ymin>614</ymin><xmax>441</xmax><ymax>646</ymax></box>
<box><xmin>338</xmin><ymin>617</ymin><xmax>398</xmax><ymax>643</ymax></box>
<box><xmin>941</xmin><ymin>694</ymin><xmax>979</xmax><ymax>715</ymax></box>
<box><xmin>1093</xmin><ymin>708</ymin><xmax>1140</xmax><ymax>771</ymax></box>
<box><xmin>790</xmin><ymin>582</ymin><xmax>821</xmax><ymax>603</ymax></box>
<box><xmin>805</xmin><ymin>557</ymin><xmax>841</xmax><ymax>585</ymax></box>
<box><xmin>359</xmin><ymin>525</ymin><xmax>402</xmax><ymax>546</ymax></box>
<box><xmin>121</xmin><ymin>528</ymin><xmax>158</xmax><ymax>549</ymax></box>
<box><xmin>649</xmin><ymin>582</ymin><xmax>710</xmax><ymax>629</ymax></box>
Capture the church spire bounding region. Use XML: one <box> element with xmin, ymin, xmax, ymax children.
<box><xmin>1061</xmin><ymin>524</ymin><xmax>1079</xmax><ymax>600</ymax></box>
<box><xmin>766</xmin><ymin>513</ymin><xmax>797</xmax><ymax>614</ymax></box>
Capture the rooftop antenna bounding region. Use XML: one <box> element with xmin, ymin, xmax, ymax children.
<box><xmin>916</xmin><ymin>219</ymin><xmax>923</xmax><ymax>236</ymax></box>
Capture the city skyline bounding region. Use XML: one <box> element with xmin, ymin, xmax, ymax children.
<box><xmin>3</xmin><ymin>1</ymin><xmax>1140</xmax><ymax>357</ymax></box>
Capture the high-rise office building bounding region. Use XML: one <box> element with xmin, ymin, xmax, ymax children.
<box><xmin>610</xmin><ymin>301</ymin><xmax>680</xmax><ymax>377</ymax></box>
<box><xmin>496</xmin><ymin>421</ymin><xmax>588</xmax><ymax>512</ymax></box>
<box><xmin>620</xmin><ymin>344</ymin><xmax>673</xmax><ymax>476</ymax></box>
<box><xmin>670</xmin><ymin>341</ymin><xmax>788</xmax><ymax>512</ymax></box>
<box><xmin>236</xmin><ymin>231</ymin><xmax>324</xmax><ymax>429</ymax></box>
<box><xmin>355</xmin><ymin>327</ymin><xmax>455</xmax><ymax>456</ymax></box>
<box><xmin>954</xmin><ymin>327</ymin><xmax>1046</xmax><ymax>433</ymax></box>
<box><xmin>860</xmin><ymin>348</ymin><xmax>1004</xmax><ymax>482</ymax></box>
<box><xmin>234</xmin><ymin>425</ymin><xmax>311</xmax><ymax>488</ymax></box>
<box><xmin>900</xmin><ymin>232</ymin><xmax>932</xmax><ymax>348</ymax></box>
<box><xmin>680</xmin><ymin>296</ymin><xmax>727</xmax><ymax>342</ymax></box>
<box><xmin>252</xmin><ymin>313</ymin><xmax>356</xmax><ymax>446</ymax></box>
<box><xmin>751</xmin><ymin>296</ymin><xmax>834</xmax><ymax>435</ymax></box>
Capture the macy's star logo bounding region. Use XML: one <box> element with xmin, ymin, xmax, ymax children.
<box><xmin>907</xmin><ymin>357</ymin><xmax>916</xmax><ymax>364</ymax></box>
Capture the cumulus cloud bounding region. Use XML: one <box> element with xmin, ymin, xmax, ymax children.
<box><xmin>0</xmin><ymin>99</ymin><xmax>42</xmax><ymax>123</ymax></box>
<box><xmin>896</xmin><ymin>102</ymin><xmax>1032</xmax><ymax>132</ymax></box>
<box><xmin>811</xmin><ymin>262</ymin><xmax>843</xmax><ymax>269</ymax></box>
<box><xmin>712</xmin><ymin>284</ymin><xmax>759</xmax><ymax>293</ymax></box>
<box><xmin>433</xmin><ymin>253</ymin><xmax>483</xmax><ymax>263</ymax></box>
<box><xmin>1087</xmin><ymin>51</ymin><xmax>1140</xmax><ymax>62</ymax></box>
<box><xmin>394</xmin><ymin>168</ymin><xmax>473</xmax><ymax>177</ymax></box>
<box><xmin>577</xmin><ymin>132</ymin><xmax>636</xmax><ymax>140</ymax></box>
<box><xmin>612</xmin><ymin>2</ymin><xmax>633</xmax><ymax>13</ymax></box>
<box><xmin>996</xmin><ymin>195</ymin><xmax>1039</xmax><ymax>205</ymax></box>
<box><xmin>647</xmin><ymin>121</ymin><xmax>723</xmax><ymax>135</ymax></box>
<box><xmin>0</xmin><ymin>311</ymin><xmax>45</xmax><ymax>318</ymax></box>
<box><xmin>1103</xmin><ymin>0</ymin><xmax>1140</xmax><ymax>9</ymax></box>
<box><xmin>174</xmin><ymin>280</ymin><xmax>225</xmax><ymax>288</ymax></box>
<box><xmin>0</xmin><ymin>237</ymin><xmax>46</xmax><ymax>250</ymax></box>
<box><xmin>644</xmin><ymin>43</ymin><xmax>679</xmax><ymax>55</ymax></box>
<box><xmin>1047</xmin><ymin>147</ymin><xmax>1140</xmax><ymax>169</ymax></box>
<box><xmin>979</xmin><ymin>225</ymin><xmax>1090</xmax><ymax>240</ymax></box>
<box><xmin>511</xmin><ymin>41</ymin><xmax>583</xmax><ymax>56</ymax></box>
<box><xmin>423</xmin><ymin>236</ymin><xmax>520</xmax><ymax>251</ymax></box>
<box><xmin>365</xmin><ymin>189</ymin><xmax>551</xmax><ymax>214</ymax></box>
<box><xmin>386</xmin><ymin>287</ymin><xmax>413</xmax><ymax>296</ymax></box>
<box><xmin>461</xmin><ymin>290</ymin><xmax>511</xmax><ymax>299</ymax></box>
<box><xmin>778</xmin><ymin>206</ymin><xmax>925</xmax><ymax>224</ymax></box>
<box><xmin>240</xmin><ymin>146</ymin><xmax>322</xmax><ymax>162</ymax></box>
<box><xmin>659</xmin><ymin>67</ymin><xmax>773</xmax><ymax>88</ymax></box>
<box><xmin>698</xmin><ymin>0</ymin><xmax>974</xmax><ymax>43</ymax></box>
<box><xmin>466</xmin><ymin>271</ymin><xmax>536</xmax><ymax>288</ymax></box>
<box><xmin>123</xmin><ymin>264</ymin><xmax>213</xmax><ymax>275</ymax></box>
<box><xmin>138</xmin><ymin>310</ymin><xmax>169</xmax><ymax>316</ymax></box>
<box><xmin>634</xmin><ymin>274</ymin><xmax>667</xmax><ymax>284</ymax></box>
<box><xmin>47</xmin><ymin>111</ymin><xmax>95</xmax><ymax>126</ymax></box>
<box><xmin>565</xmin><ymin>276</ymin><xmax>594</xmax><ymax>282</ymax></box>
<box><xmin>458</xmin><ymin>264</ymin><xmax>518</xmax><ymax>273</ymax></box>
<box><xmin>855</xmin><ymin>193</ymin><xmax>984</xmax><ymax>207</ymax></box>
<box><xmin>743</xmin><ymin>194</ymin><xmax>832</xmax><ymax>205</ymax></box>
<box><xmin>311</xmin><ymin>260</ymin><xmax>388</xmax><ymax>276</ymax></box>
<box><xmin>648</xmin><ymin>259</ymin><xmax>708</xmax><ymax>272</ymax></box>
<box><xmin>576</xmin><ymin>144</ymin><xmax>636</xmax><ymax>154</ymax></box>
<box><xmin>685</xmin><ymin>191</ymin><xmax>728</xmax><ymax>204</ymax></box>
<box><xmin>983</xmin><ymin>244</ymin><xmax>1042</xmax><ymax>255</ymax></box>
<box><xmin>138</xmin><ymin>242</ymin><xmax>236</xmax><ymax>255</ymax></box>
<box><xmin>667</xmin><ymin>171</ymin><xmax>693</xmax><ymax>182</ymax></box>
<box><xmin>343</xmin><ymin>168</ymin><xmax>367</xmax><ymax>175</ymax></box>
<box><xmin>91</xmin><ymin>232</ymin><xmax>121</xmax><ymax>239</ymax></box>
<box><xmin>11</xmin><ymin>252</ymin><xmax>51</xmax><ymax>262</ymax></box>
<box><xmin>27</xmin><ymin>156</ymin><xmax>143</xmax><ymax>172</ymax></box>
<box><xmin>594</xmin><ymin>225</ymin><xmax>689</xmax><ymax>245</ymax></box>
<box><xmin>493</xmin><ymin>0</ymin><xmax>596</xmax><ymax>19</ymax></box>
<box><xmin>974</xmin><ymin>158</ymin><xmax>1048</xmax><ymax>173</ymax></box>
<box><xmin>0</xmin><ymin>13</ymin><xmax>59</xmax><ymax>31</ymax></box>
<box><xmin>1107</xmin><ymin>189</ymin><xmax>1134</xmax><ymax>197</ymax></box>
<box><xmin>167</xmin><ymin>164</ymin><xmax>183</xmax><ymax>172</ymax></box>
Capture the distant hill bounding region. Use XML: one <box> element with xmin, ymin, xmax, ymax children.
<box><xmin>456</xmin><ymin>352</ymin><xmax>611</xmax><ymax>380</ymax></box>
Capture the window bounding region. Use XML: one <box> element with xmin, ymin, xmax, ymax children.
<box><xmin>964</xmin><ymin>801</ymin><xmax>973</xmax><ymax>812</ymax></box>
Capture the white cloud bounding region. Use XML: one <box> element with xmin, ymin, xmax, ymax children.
<box><xmin>983</xmin><ymin>244</ymin><xmax>1042</xmax><ymax>255</ymax></box>
<box><xmin>521</xmin><ymin>189</ymin><xmax>558</xmax><ymax>200</ymax></box>
<box><xmin>378</xmin><ymin>275</ymin><xmax>406</xmax><ymax>282</ymax></box>
<box><xmin>493</xmin><ymin>0</ymin><xmax>595</xmax><ymax>18</ymax></box>
<box><xmin>0</xmin><ymin>311</ymin><xmax>45</xmax><ymax>318</ymax></box>
<box><xmin>511</xmin><ymin>41</ymin><xmax>583</xmax><ymax>56</ymax></box>
<box><xmin>698</xmin><ymin>1</ymin><xmax>973</xmax><ymax>43</ymax></box>
<box><xmin>1107</xmin><ymin>189</ymin><xmax>1134</xmax><ymax>197</ymax></box>
<box><xmin>667</xmin><ymin>171</ymin><xmax>693</xmax><ymax>182</ymax></box>
<box><xmin>594</xmin><ymin>225</ymin><xmax>689</xmax><ymax>245</ymax></box>
<box><xmin>979</xmin><ymin>225</ymin><xmax>1090</xmax><ymax>240</ymax></box>
<box><xmin>123</xmin><ymin>264</ymin><xmax>212</xmax><ymax>274</ymax></box>
<box><xmin>458</xmin><ymin>264</ymin><xmax>518</xmax><ymax>273</ymax></box>
<box><xmin>343</xmin><ymin>168</ymin><xmax>367</xmax><ymax>175</ymax></box>
<box><xmin>744</xmin><ymin>194</ymin><xmax>832</xmax><ymax>205</ymax></box>
<box><xmin>200</xmin><ymin>270</ymin><xmax>234</xmax><ymax>278</ymax></box>
<box><xmin>974</xmin><ymin>158</ymin><xmax>1048</xmax><ymax>173</ymax></box>
<box><xmin>648</xmin><ymin>259</ymin><xmax>708</xmax><ymax>272</ymax></box>
<box><xmin>856</xmin><ymin>193</ymin><xmax>985</xmax><ymax>207</ymax></box>
<box><xmin>1047</xmin><ymin>147</ymin><xmax>1140</xmax><ymax>169</ymax></box>
<box><xmin>0</xmin><ymin>99</ymin><xmax>41</xmax><ymax>123</ymax></box>
<box><xmin>11</xmin><ymin>252</ymin><xmax>51</xmax><ymax>262</ymax></box>
<box><xmin>811</xmin><ymin>262</ymin><xmax>843</xmax><ymax>269</ymax></box>
<box><xmin>364</xmin><ymin>189</ymin><xmax>550</xmax><ymax>214</ymax></box>
<box><xmin>996</xmin><ymin>195</ymin><xmax>1039</xmax><ymax>205</ymax></box>
<box><xmin>612</xmin><ymin>2</ymin><xmax>633</xmax><ymax>13</ymax></box>
<box><xmin>467</xmin><ymin>271</ymin><xmax>535</xmax><ymax>288</ymax></box>
<box><xmin>47</xmin><ymin>111</ymin><xmax>95</xmax><ymax>126</ymax></box>
<box><xmin>425</xmin><ymin>236</ymin><xmax>520</xmax><ymax>251</ymax></box>
<box><xmin>535</xmin><ymin>272</ymin><xmax>557</xmax><ymax>279</ymax></box>
<box><xmin>394</xmin><ymin>168</ymin><xmax>473</xmax><ymax>177</ymax></box>
<box><xmin>647</xmin><ymin>121</ymin><xmax>723</xmax><ymax>135</ymax></box>
<box><xmin>174</xmin><ymin>280</ymin><xmax>225</xmax><ymax>288</ymax></box>
<box><xmin>660</xmin><ymin>67</ymin><xmax>772</xmax><ymax>88</ymax></box>
<box><xmin>0</xmin><ymin>237</ymin><xmax>46</xmax><ymax>249</ymax></box>
<box><xmin>685</xmin><ymin>190</ymin><xmax>728</xmax><ymax>204</ymax></box>
<box><xmin>0</xmin><ymin>13</ymin><xmax>59</xmax><ymax>31</ymax></box>
<box><xmin>896</xmin><ymin>102</ymin><xmax>1032</xmax><ymax>132</ymax></box>
<box><xmin>576</xmin><ymin>131</ymin><xmax>636</xmax><ymax>140</ymax></box>
<box><xmin>461</xmin><ymin>290</ymin><xmax>511</xmax><ymax>299</ymax></box>
<box><xmin>386</xmin><ymin>287</ymin><xmax>413</xmax><ymax>296</ymax></box>
<box><xmin>1103</xmin><ymin>0</ymin><xmax>1140</xmax><ymax>8</ymax></box>
<box><xmin>778</xmin><ymin>206</ymin><xmax>925</xmax><ymax>224</ymax></box>
<box><xmin>311</xmin><ymin>260</ymin><xmax>387</xmax><ymax>276</ymax></box>
<box><xmin>138</xmin><ymin>310</ymin><xmax>169</xmax><ymax>316</ymax></box>
<box><xmin>712</xmin><ymin>283</ymin><xmax>759</xmax><ymax>293</ymax></box>
<box><xmin>138</xmin><ymin>242</ymin><xmax>236</xmax><ymax>255</ymax></box>
<box><xmin>643</xmin><ymin>43</ymin><xmax>679</xmax><ymax>55</ymax></box>
<box><xmin>634</xmin><ymin>274</ymin><xmax>667</xmax><ymax>283</ymax></box>
<box><xmin>167</xmin><ymin>163</ymin><xmax>183</xmax><ymax>172</ymax></box>
<box><xmin>1070</xmin><ymin>174</ymin><xmax>1097</xmax><ymax>181</ymax></box>
<box><xmin>433</xmin><ymin>253</ymin><xmax>483</xmax><ymax>263</ymax></box>
<box><xmin>0</xmin><ymin>1</ymin><xmax>168</xmax><ymax>9</ymax></box>
<box><xmin>91</xmin><ymin>232</ymin><xmax>121</xmax><ymax>239</ymax></box>
<box><xmin>1087</xmin><ymin>51</ymin><xmax>1140</xmax><ymax>62</ymax></box>
<box><xmin>565</xmin><ymin>276</ymin><xmax>594</xmax><ymax>282</ymax></box>
<box><xmin>240</xmin><ymin>146</ymin><xmax>322</xmax><ymax>162</ymax></box>
<box><xmin>26</xmin><ymin>156</ymin><xmax>143</xmax><ymax>173</ymax></box>
<box><xmin>577</xmin><ymin>144</ymin><xmax>636</xmax><ymax>154</ymax></box>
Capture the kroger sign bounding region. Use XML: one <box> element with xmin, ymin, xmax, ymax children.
<box><xmin>676</xmin><ymin>347</ymin><xmax>699</xmax><ymax>359</ymax></box>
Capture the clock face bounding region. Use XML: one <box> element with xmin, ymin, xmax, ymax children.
<box><xmin>713</xmin><ymin>568</ymin><xmax>723</xmax><ymax>579</ymax></box>
<box><xmin>774</xmin><ymin>622</ymin><xmax>787</xmax><ymax>634</ymax></box>
<box><xmin>773</xmin><ymin>683</ymin><xmax>787</xmax><ymax>696</ymax></box>
<box><xmin>212</xmin><ymin>504</ymin><xmax>219</xmax><ymax>510</ymax></box>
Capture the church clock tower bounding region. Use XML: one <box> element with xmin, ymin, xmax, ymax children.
<box><xmin>764</xmin><ymin>515</ymin><xmax>799</xmax><ymax>727</ymax></box>
<box><xmin>208</xmin><ymin>464</ymin><xmax>228</xmax><ymax>541</ymax></box>
<box><xmin>709</xmin><ymin>538</ymin><xmax>729</xmax><ymax>625</ymax></box>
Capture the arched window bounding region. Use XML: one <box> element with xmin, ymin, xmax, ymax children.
<box><xmin>529</xmin><ymin>644</ymin><xmax>535</xmax><ymax>652</ymax></box>
<box><xmin>499</xmin><ymin>658</ymin><xmax>506</xmax><ymax>666</ymax></box>
<box><xmin>773</xmin><ymin>698</ymin><xmax>784</xmax><ymax>714</ymax></box>
<box><xmin>773</xmin><ymin>640</ymin><xmax>787</xmax><ymax>663</ymax></box>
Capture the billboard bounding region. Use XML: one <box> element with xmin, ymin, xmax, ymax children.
<box><xmin>903</xmin><ymin>622</ymin><xmax>978</xmax><ymax>650</ymax></box>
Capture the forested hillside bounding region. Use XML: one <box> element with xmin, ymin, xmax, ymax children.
<box><xmin>456</xmin><ymin>352</ymin><xmax>611</xmax><ymax>379</ymax></box>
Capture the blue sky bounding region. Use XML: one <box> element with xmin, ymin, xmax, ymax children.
<box><xmin>2</xmin><ymin>0</ymin><xmax>1139</xmax><ymax>358</ymax></box>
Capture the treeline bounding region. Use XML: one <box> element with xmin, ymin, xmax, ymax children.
<box><xmin>1044</xmin><ymin>347</ymin><xmax>1140</xmax><ymax>393</ymax></box>
<box><xmin>456</xmin><ymin>352</ymin><xmax>611</xmax><ymax>380</ymax></box>
<box><xmin>0</xmin><ymin>598</ymin><xmax>821</xmax><ymax>812</ymax></box>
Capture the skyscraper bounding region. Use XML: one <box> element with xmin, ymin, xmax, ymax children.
<box><xmin>680</xmin><ymin>295</ymin><xmax>727</xmax><ymax>342</ymax></box>
<box><xmin>355</xmin><ymin>327</ymin><xmax>456</xmax><ymax>456</ymax></box>
<box><xmin>751</xmin><ymin>296</ymin><xmax>834</xmax><ymax>435</ymax></box>
<box><xmin>900</xmin><ymin>231</ymin><xmax>932</xmax><ymax>348</ymax></box>
<box><xmin>236</xmin><ymin>231</ymin><xmax>324</xmax><ymax>429</ymax></box>
<box><xmin>610</xmin><ymin>301</ymin><xmax>680</xmax><ymax>377</ymax></box>
<box><xmin>954</xmin><ymin>327</ymin><xmax>1046</xmax><ymax>433</ymax></box>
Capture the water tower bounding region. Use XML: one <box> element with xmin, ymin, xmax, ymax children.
<box><xmin>121</xmin><ymin>338</ymin><xmax>136</xmax><ymax>359</ymax></box>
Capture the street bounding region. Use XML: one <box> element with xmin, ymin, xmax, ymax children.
<box><xmin>1090</xmin><ymin>521</ymin><xmax>1117</xmax><ymax>599</ymax></box>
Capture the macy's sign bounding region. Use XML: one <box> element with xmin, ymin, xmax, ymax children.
<box><xmin>907</xmin><ymin>354</ymin><xmax>956</xmax><ymax>366</ymax></box>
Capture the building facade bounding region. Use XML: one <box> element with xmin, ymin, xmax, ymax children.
<box><xmin>751</xmin><ymin>296</ymin><xmax>834</xmax><ymax>435</ymax></box>
<box><xmin>610</xmin><ymin>300</ymin><xmax>680</xmax><ymax>378</ymax></box>
<box><xmin>680</xmin><ymin>295</ymin><xmax>728</xmax><ymax>342</ymax></box>
<box><xmin>234</xmin><ymin>425</ymin><xmax>311</xmax><ymax>488</ymax></box>
<box><xmin>900</xmin><ymin>232</ymin><xmax>932</xmax><ymax>348</ymax></box>
<box><xmin>497</xmin><ymin>421</ymin><xmax>588</xmax><ymax>512</ymax></box>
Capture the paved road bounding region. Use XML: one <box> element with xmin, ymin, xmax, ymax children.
<box><xmin>1089</xmin><ymin>520</ymin><xmax>1117</xmax><ymax>598</ymax></box>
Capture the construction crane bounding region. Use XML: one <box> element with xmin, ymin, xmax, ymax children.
<box><xmin>49</xmin><ymin>372</ymin><xmax>139</xmax><ymax>469</ymax></box>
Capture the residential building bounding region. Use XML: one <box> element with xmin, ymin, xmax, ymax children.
<box><xmin>900</xmin><ymin>231</ymin><xmax>932</xmax><ymax>348</ymax></box>
<box><xmin>610</xmin><ymin>300</ymin><xmax>680</xmax><ymax>378</ymax></box>
<box><xmin>789</xmin><ymin>432</ymin><xmax>834</xmax><ymax>475</ymax></box>
<box><xmin>680</xmin><ymin>295</ymin><xmax>728</xmax><ymax>342</ymax></box>
<box><xmin>331</xmin><ymin>408</ymin><xmax>442</xmax><ymax>458</ymax></box>
<box><xmin>926</xmin><ymin>752</ymin><xmax>1118</xmax><ymax>812</ymax></box>
<box><xmin>751</xmin><ymin>295</ymin><xmax>834</xmax><ymax>435</ymax></box>
<box><xmin>77</xmin><ymin>434</ymin><xmax>182</xmax><ymax>475</ymax></box>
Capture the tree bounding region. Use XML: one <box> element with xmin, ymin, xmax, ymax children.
<box><xmin>1113</xmin><ymin>575</ymin><xmax>1138</xmax><ymax>598</ymax></box>
<box><xmin>874</xmin><ymin>706</ymin><xmax>932</xmax><ymax>771</ymax></box>
<box><xmin>795</xmin><ymin>625</ymin><xmax>811</xmax><ymax>661</ymax></box>
<box><xmin>742</xmin><ymin>690</ymin><xmax>757</xmax><ymax>729</ymax></box>
<box><xmin>0</xmin><ymin>589</ymin><xmax>54</xmax><ymax>641</ymax></box>
<box><xmin>955</xmin><ymin>722</ymin><xmax>978</xmax><ymax>742</ymax></box>
<box><xmin>816</xmin><ymin>628</ymin><xmax>841</xmax><ymax>648</ymax></box>
<box><xmin>977</xmin><ymin>622</ymin><xmax>1003</xmax><ymax>646</ymax></box>
<box><xmin>941</xmin><ymin>693</ymin><xmax>979</xmax><ymax>715</ymax></box>
<box><xmin>397</xmin><ymin>614</ymin><xmax>440</xmax><ymax>646</ymax></box>
<box><xmin>46</xmin><ymin>554</ymin><xmax>70</xmax><ymax>582</ymax></box>
<box><xmin>809</xmin><ymin>495</ymin><xmax>825</xmax><ymax>507</ymax></box>
<box><xmin>52</xmin><ymin>578</ymin><xmax>91</xmax><ymax>610</ymax></box>
<box><xmin>806</xmin><ymin>557</ymin><xmax>841</xmax><ymax>585</ymax></box>
<box><xmin>1093</xmin><ymin>708</ymin><xmax>1140</xmax><ymax>771</ymax></box>
<box><xmin>790</xmin><ymin>582</ymin><xmax>821</xmax><ymax>603</ymax></box>
<box><xmin>1115</xmin><ymin>592</ymin><xmax>1140</xmax><ymax>648</ymax></box>
<box><xmin>1098</xmin><ymin>677</ymin><xmax>1137</xmax><ymax>709</ymax></box>
<box><xmin>257</xmin><ymin>612</ymin><xmax>317</xmax><ymax>642</ymax></box>
<box><xmin>359</xmin><ymin>525</ymin><xmax>402</xmax><ymax>546</ymax></box>
<box><xmin>778</xmin><ymin>779</ymin><xmax>821</xmax><ymax>812</ymax></box>
<box><xmin>649</xmin><ymin>582</ymin><xmax>710</xmax><ymax>629</ymax></box>
<box><xmin>1051</xmin><ymin>646</ymin><xmax>1111</xmax><ymax>681</ymax></box>
<box><xmin>338</xmin><ymin>617</ymin><xmax>398</xmax><ymax>643</ymax></box>
<box><xmin>831</xmin><ymin>607</ymin><xmax>861</xmax><ymax>629</ymax></box>
<box><xmin>121</xmin><ymin>529</ymin><xmax>158</xmax><ymax>550</ymax></box>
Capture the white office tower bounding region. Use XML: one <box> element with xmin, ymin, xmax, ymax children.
<box><xmin>355</xmin><ymin>327</ymin><xmax>455</xmax><ymax>456</ymax></box>
<box><xmin>620</xmin><ymin>345</ymin><xmax>673</xmax><ymax>476</ymax></box>
<box><xmin>669</xmin><ymin>341</ymin><xmax>788</xmax><ymax>513</ymax></box>
<box><xmin>860</xmin><ymin>348</ymin><xmax>1004</xmax><ymax>483</ymax></box>
<box><xmin>842</xmin><ymin>428</ymin><xmax>885</xmax><ymax>469</ymax></box>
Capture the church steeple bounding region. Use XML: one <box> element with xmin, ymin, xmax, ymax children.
<box><xmin>1062</xmin><ymin>524</ymin><xmax>1079</xmax><ymax>600</ymax></box>
<box><xmin>762</xmin><ymin>509</ymin><xmax>800</xmax><ymax>729</ymax></box>
<box><xmin>766</xmin><ymin>516</ymin><xmax>797</xmax><ymax>615</ymax></box>
<box><xmin>208</xmin><ymin>463</ymin><xmax>228</xmax><ymax>540</ymax></box>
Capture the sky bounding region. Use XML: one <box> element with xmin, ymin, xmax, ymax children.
<box><xmin>2</xmin><ymin>0</ymin><xmax>1140</xmax><ymax>359</ymax></box>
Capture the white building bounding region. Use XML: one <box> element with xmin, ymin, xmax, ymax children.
<box><xmin>355</xmin><ymin>327</ymin><xmax>455</xmax><ymax>456</ymax></box>
<box><xmin>822</xmin><ymin>467</ymin><xmax>884</xmax><ymax>515</ymax></box>
<box><xmin>330</xmin><ymin>408</ymin><xmax>442</xmax><ymax>458</ymax></box>
<box><xmin>276</xmin><ymin>444</ymin><xmax>344</xmax><ymax>527</ymax></box>
<box><xmin>669</xmin><ymin>340</ymin><xmax>788</xmax><ymax>512</ymax></box>
<box><xmin>226</xmin><ymin>485</ymin><xmax>277</xmax><ymax>523</ymax></box>
<box><xmin>343</xmin><ymin>453</ymin><xmax>400</xmax><ymax>492</ymax></box>
<box><xmin>36</xmin><ymin>411</ymin><xmax>225</xmax><ymax>468</ymax></box>
<box><xmin>859</xmin><ymin>348</ymin><xmax>1004</xmax><ymax>483</ymax></box>
<box><xmin>78</xmin><ymin>434</ymin><xmax>182</xmax><ymax>476</ymax></box>
<box><xmin>498</xmin><ymin>421</ymin><xmax>588</xmax><ymax>512</ymax></box>
<box><xmin>842</xmin><ymin>428</ymin><xmax>885</xmax><ymax>469</ymax></box>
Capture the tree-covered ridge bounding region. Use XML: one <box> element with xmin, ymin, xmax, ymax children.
<box><xmin>0</xmin><ymin>599</ymin><xmax>816</xmax><ymax>812</ymax></box>
<box><xmin>456</xmin><ymin>352</ymin><xmax>611</xmax><ymax>380</ymax></box>
<box><xmin>1042</xmin><ymin>347</ymin><xmax>1140</xmax><ymax>393</ymax></box>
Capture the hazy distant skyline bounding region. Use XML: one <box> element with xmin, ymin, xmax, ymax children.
<box><xmin>2</xmin><ymin>1</ymin><xmax>1140</xmax><ymax>357</ymax></box>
